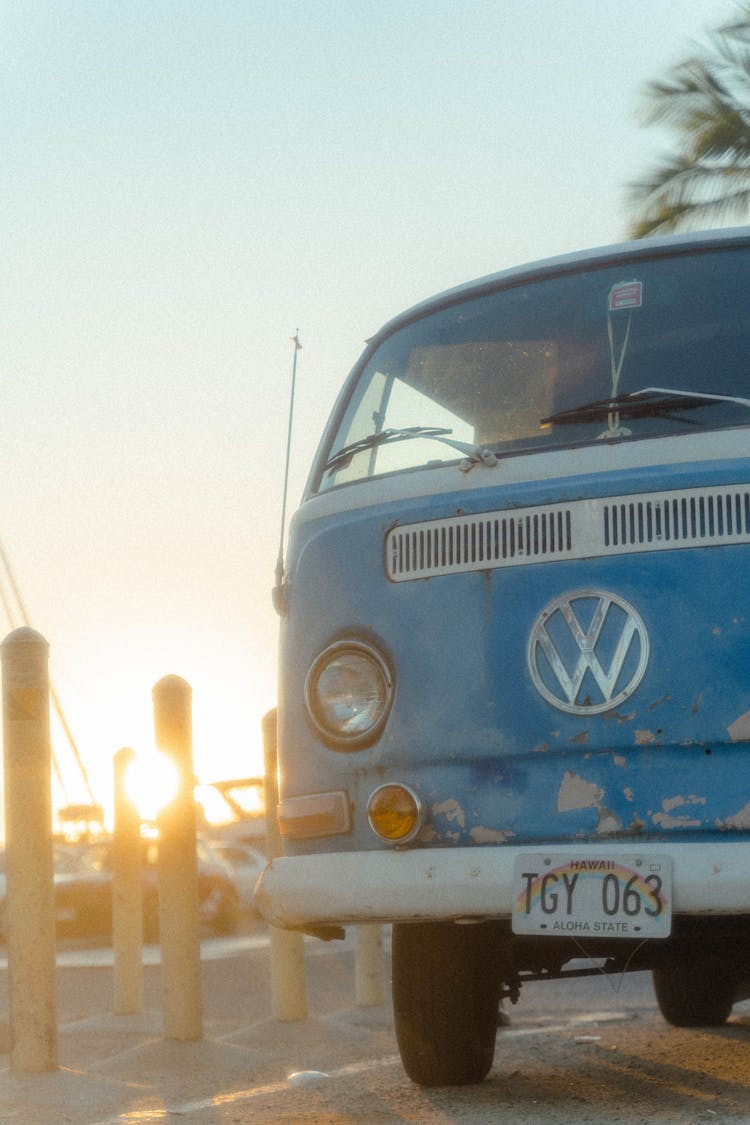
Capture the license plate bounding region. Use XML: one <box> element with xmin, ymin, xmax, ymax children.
<box><xmin>512</xmin><ymin>853</ymin><xmax>672</xmax><ymax>939</ymax></box>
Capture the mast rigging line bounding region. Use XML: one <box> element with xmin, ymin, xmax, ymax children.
<box><xmin>0</xmin><ymin>541</ymin><xmax>97</xmax><ymax>807</ymax></box>
<box><xmin>273</xmin><ymin>330</ymin><xmax>301</xmax><ymax>613</ymax></box>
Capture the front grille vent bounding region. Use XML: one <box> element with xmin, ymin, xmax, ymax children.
<box><xmin>385</xmin><ymin>484</ymin><xmax>750</xmax><ymax>581</ymax></box>
<box><xmin>603</xmin><ymin>490</ymin><xmax>750</xmax><ymax>548</ymax></box>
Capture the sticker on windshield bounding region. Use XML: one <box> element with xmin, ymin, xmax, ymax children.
<box><xmin>609</xmin><ymin>280</ymin><xmax>643</xmax><ymax>311</ymax></box>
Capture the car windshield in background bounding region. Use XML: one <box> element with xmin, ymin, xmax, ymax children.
<box><xmin>317</xmin><ymin>246</ymin><xmax>750</xmax><ymax>491</ymax></box>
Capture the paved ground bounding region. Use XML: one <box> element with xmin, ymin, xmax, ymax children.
<box><xmin>0</xmin><ymin>922</ymin><xmax>398</xmax><ymax>1124</ymax></box>
<box><xmin>7</xmin><ymin>924</ymin><xmax>750</xmax><ymax>1124</ymax></box>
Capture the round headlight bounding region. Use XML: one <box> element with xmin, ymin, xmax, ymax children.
<box><xmin>305</xmin><ymin>640</ymin><xmax>394</xmax><ymax>748</ymax></box>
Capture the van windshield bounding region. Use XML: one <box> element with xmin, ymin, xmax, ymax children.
<box><xmin>317</xmin><ymin>246</ymin><xmax>750</xmax><ymax>491</ymax></box>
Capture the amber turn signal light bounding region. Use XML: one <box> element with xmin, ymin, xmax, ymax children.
<box><xmin>367</xmin><ymin>783</ymin><xmax>424</xmax><ymax>843</ymax></box>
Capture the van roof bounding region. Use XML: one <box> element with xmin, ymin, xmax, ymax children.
<box><xmin>371</xmin><ymin>226</ymin><xmax>750</xmax><ymax>346</ymax></box>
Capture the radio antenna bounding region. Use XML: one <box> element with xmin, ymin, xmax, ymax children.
<box><xmin>273</xmin><ymin>331</ymin><xmax>301</xmax><ymax>615</ymax></box>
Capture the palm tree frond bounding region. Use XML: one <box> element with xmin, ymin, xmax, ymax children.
<box><xmin>630</xmin><ymin>5</ymin><xmax>750</xmax><ymax>236</ymax></box>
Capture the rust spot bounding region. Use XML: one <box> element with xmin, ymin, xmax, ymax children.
<box><xmin>570</xmin><ymin>730</ymin><xmax>589</xmax><ymax>745</ymax></box>
<box><xmin>603</xmin><ymin>710</ymin><xmax>636</xmax><ymax>724</ymax></box>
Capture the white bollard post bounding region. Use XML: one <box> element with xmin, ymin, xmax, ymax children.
<box><xmin>112</xmin><ymin>747</ymin><xmax>143</xmax><ymax>1014</ymax></box>
<box><xmin>153</xmin><ymin>675</ymin><xmax>202</xmax><ymax>1040</ymax></box>
<box><xmin>355</xmin><ymin>924</ymin><xmax>385</xmax><ymax>1007</ymax></box>
<box><xmin>1</xmin><ymin>627</ymin><xmax>58</xmax><ymax>1071</ymax></box>
<box><xmin>263</xmin><ymin>709</ymin><xmax>307</xmax><ymax>1022</ymax></box>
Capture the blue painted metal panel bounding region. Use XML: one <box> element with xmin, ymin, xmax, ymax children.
<box><xmin>279</xmin><ymin>457</ymin><xmax>750</xmax><ymax>855</ymax></box>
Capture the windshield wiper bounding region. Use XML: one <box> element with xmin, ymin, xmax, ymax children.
<box><xmin>541</xmin><ymin>386</ymin><xmax>750</xmax><ymax>428</ymax></box>
<box><xmin>324</xmin><ymin>426</ymin><xmax>498</xmax><ymax>474</ymax></box>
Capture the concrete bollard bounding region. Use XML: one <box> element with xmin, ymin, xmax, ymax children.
<box><xmin>354</xmin><ymin>924</ymin><xmax>385</xmax><ymax>1007</ymax></box>
<box><xmin>112</xmin><ymin>747</ymin><xmax>143</xmax><ymax>1014</ymax></box>
<box><xmin>1</xmin><ymin>627</ymin><xmax>57</xmax><ymax>1071</ymax></box>
<box><xmin>153</xmin><ymin>675</ymin><xmax>202</xmax><ymax>1040</ymax></box>
<box><xmin>262</xmin><ymin>708</ymin><xmax>307</xmax><ymax>1022</ymax></box>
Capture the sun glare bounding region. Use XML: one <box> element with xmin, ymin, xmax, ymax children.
<box><xmin>123</xmin><ymin>751</ymin><xmax>180</xmax><ymax>823</ymax></box>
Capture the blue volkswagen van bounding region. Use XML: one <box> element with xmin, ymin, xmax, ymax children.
<box><xmin>257</xmin><ymin>227</ymin><xmax>750</xmax><ymax>1085</ymax></box>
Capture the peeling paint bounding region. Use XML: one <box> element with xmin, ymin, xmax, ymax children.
<box><xmin>603</xmin><ymin>710</ymin><xmax>636</xmax><ymax>724</ymax></box>
<box><xmin>531</xmin><ymin>742</ymin><xmax>549</xmax><ymax>753</ymax></box>
<box><xmin>623</xmin><ymin>787</ymin><xmax>634</xmax><ymax>802</ymax></box>
<box><xmin>469</xmin><ymin>826</ymin><xmax>515</xmax><ymax>844</ymax></box>
<box><xmin>613</xmin><ymin>755</ymin><xmax>627</xmax><ymax>768</ymax></box>
<box><xmin>662</xmin><ymin>795</ymin><xmax>706</xmax><ymax>813</ymax></box>
<box><xmin>597</xmin><ymin>807</ymin><xmax>622</xmax><ymax>834</ymax></box>
<box><xmin>432</xmin><ymin>799</ymin><xmax>466</xmax><ymax>828</ymax></box>
<box><xmin>570</xmin><ymin>730</ymin><xmax>589</xmax><ymax>745</ymax></box>
<box><xmin>652</xmin><ymin>812</ymin><xmax>701</xmax><ymax>828</ymax></box>
<box><xmin>662</xmin><ymin>795</ymin><xmax>685</xmax><ymax>813</ymax></box>
<box><xmin>635</xmin><ymin>729</ymin><xmax>657</xmax><ymax>746</ymax></box>
<box><xmin>556</xmin><ymin>771</ymin><xmax>603</xmax><ymax>812</ymax></box>
<box><xmin>728</xmin><ymin>709</ymin><xmax>750</xmax><ymax>742</ymax></box>
<box><xmin>720</xmin><ymin>801</ymin><xmax>750</xmax><ymax>829</ymax></box>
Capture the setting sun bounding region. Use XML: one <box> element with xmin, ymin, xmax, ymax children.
<box><xmin>122</xmin><ymin>751</ymin><xmax>180</xmax><ymax>824</ymax></box>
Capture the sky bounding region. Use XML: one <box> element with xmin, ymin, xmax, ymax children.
<box><xmin>0</xmin><ymin>0</ymin><xmax>737</xmax><ymax>831</ymax></box>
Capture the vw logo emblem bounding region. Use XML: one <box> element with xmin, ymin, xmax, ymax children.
<box><xmin>527</xmin><ymin>589</ymin><xmax>649</xmax><ymax>715</ymax></box>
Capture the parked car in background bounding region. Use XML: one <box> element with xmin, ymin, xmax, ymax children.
<box><xmin>208</xmin><ymin>840</ymin><xmax>266</xmax><ymax>914</ymax></box>
<box><xmin>196</xmin><ymin>777</ymin><xmax>266</xmax><ymax>846</ymax></box>
<box><xmin>53</xmin><ymin>836</ymin><xmax>240</xmax><ymax>940</ymax></box>
<box><xmin>52</xmin><ymin>843</ymin><xmax>112</xmax><ymax>937</ymax></box>
<box><xmin>0</xmin><ymin>844</ymin><xmax>87</xmax><ymax>941</ymax></box>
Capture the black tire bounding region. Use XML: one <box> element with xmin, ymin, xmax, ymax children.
<box><xmin>653</xmin><ymin>958</ymin><xmax>737</xmax><ymax>1027</ymax></box>
<box><xmin>391</xmin><ymin>920</ymin><xmax>502</xmax><ymax>1086</ymax></box>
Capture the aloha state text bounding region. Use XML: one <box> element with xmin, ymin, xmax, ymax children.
<box><xmin>550</xmin><ymin>919</ymin><xmax>632</xmax><ymax>933</ymax></box>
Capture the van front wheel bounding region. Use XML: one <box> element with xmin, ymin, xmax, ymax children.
<box><xmin>391</xmin><ymin>920</ymin><xmax>502</xmax><ymax>1086</ymax></box>
<box><xmin>653</xmin><ymin>958</ymin><xmax>737</xmax><ymax>1027</ymax></box>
